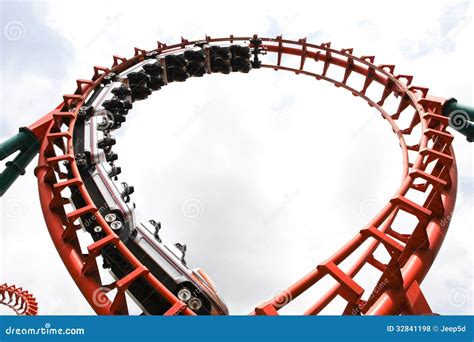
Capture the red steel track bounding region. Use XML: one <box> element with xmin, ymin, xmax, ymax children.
<box><xmin>0</xmin><ymin>283</ymin><xmax>38</xmax><ymax>315</ymax></box>
<box><xmin>28</xmin><ymin>35</ymin><xmax>457</xmax><ymax>315</ymax></box>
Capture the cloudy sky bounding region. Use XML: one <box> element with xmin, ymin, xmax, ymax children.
<box><xmin>0</xmin><ymin>0</ymin><xmax>472</xmax><ymax>315</ymax></box>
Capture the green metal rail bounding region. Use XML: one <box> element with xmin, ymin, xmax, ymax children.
<box><xmin>0</xmin><ymin>128</ymin><xmax>40</xmax><ymax>196</ymax></box>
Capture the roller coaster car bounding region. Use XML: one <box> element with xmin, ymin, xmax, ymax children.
<box><xmin>131</xmin><ymin>221</ymin><xmax>229</xmax><ymax>315</ymax></box>
<box><xmin>70</xmin><ymin>52</ymin><xmax>235</xmax><ymax>315</ymax></box>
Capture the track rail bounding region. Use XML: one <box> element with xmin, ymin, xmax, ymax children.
<box><xmin>31</xmin><ymin>35</ymin><xmax>457</xmax><ymax>315</ymax></box>
<box><xmin>0</xmin><ymin>283</ymin><xmax>38</xmax><ymax>315</ymax></box>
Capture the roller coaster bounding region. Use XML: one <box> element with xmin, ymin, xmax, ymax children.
<box><xmin>1</xmin><ymin>35</ymin><xmax>473</xmax><ymax>316</ymax></box>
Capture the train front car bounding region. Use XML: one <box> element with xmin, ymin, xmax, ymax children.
<box><xmin>131</xmin><ymin>221</ymin><xmax>229</xmax><ymax>315</ymax></box>
<box><xmin>190</xmin><ymin>268</ymin><xmax>229</xmax><ymax>315</ymax></box>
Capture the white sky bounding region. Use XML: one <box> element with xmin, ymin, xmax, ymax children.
<box><xmin>0</xmin><ymin>0</ymin><xmax>472</xmax><ymax>315</ymax></box>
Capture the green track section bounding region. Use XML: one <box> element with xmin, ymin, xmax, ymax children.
<box><xmin>0</xmin><ymin>128</ymin><xmax>40</xmax><ymax>196</ymax></box>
